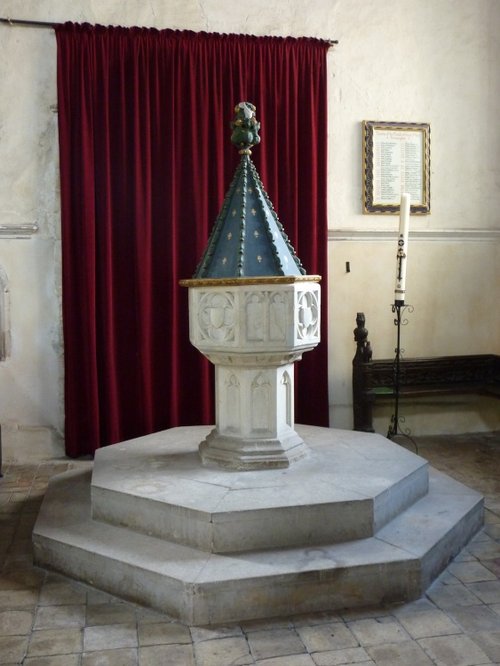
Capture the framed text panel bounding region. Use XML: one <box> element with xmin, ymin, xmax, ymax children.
<box><xmin>363</xmin><ymin>121</ymin><xmax>431</xmax><ymax>214</ymax></box>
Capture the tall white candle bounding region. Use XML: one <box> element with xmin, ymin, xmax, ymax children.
<box><xmin>394</xmin><ymin>193</ymin><xmax>410</xmax><ymax>304</ymax></box>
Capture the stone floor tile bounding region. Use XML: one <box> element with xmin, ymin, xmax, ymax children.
<box><xmin>21</xmin><ymin>499</ymin><xmax>43</xmax><ymax>516</ymax></box>
<box><xmin>39</xmin><ymin>580</ymin><xmax>87</xmax><ymax>606</ymax></box>
<box><xmin>466</xmin><ymin>535</ymin><xmax>500</xmax><ymax>561</ymax></box>
<box><xmin>34</xmin><ymin>604</ymin><xmax>86</xmax><ymax>629</ymax></box>
<box><xmin>24</xmin><ymin>655</ymin><xmax>81</xmax><ymax>665</ymax></box>
<box><xmin>28</xmin><ymin>485</ymin><xmax>46</xmax><ymax>497</ymax></box>
<box><xmin>339</xmin><ymin>607</ymin><xmax>390</xmax><ymax>622</ymax></box>
<box><xmin>389</xmin><ymin>597</ymin><xmax>437</xmax><ymax>617</ymax></box>
<box><xmin>44</xmin><ymin>572</ymin><xmax>72</xmax><ymax>585</ymax></box>
<box><xmin>0</xmin><ymin>518</ymin><xmax>17</xmax><ymax>533</ymax></box>
<box><xmin>7</xmin><ymin>537</ymin><xmax>33</xmax><ymax>555</ymax></box>
<box><xmin>82</xmin><ymin>647</ymin><xmax>138</xmax><ymax>665</ymax></box>
<box><xmin>426</xmin><ymin>581</ymin><xmax>483</xmax><ymax>609</ymax></box>
<box><xmin>255</xmin><ymin>655</ymin><xmax>316</xmax><ymax>665</ymax></box>
<box><xmin>194</xmin><ymin>635</ymin><xmax>254</xmax><ymax>665</ymax></box>
<box><xmin>447</xmin><ymin>604</ymin><xmax>500</xmax><ymax>633</ymax></box>
<box><xmin>483</xmin><ymin>497</ymin><xmax>500</xmax><ymax>515</ymax></box>
<box><xmin>396</xmin><ymin>608</ymin><xmax>462</xmax><ymax>639</ymax></box>
<box><xmin>2</xmin><ymin>470</ymin><xmax>25</xmax><ymax>487</ymax></box>
<box><xmin>469</xmin><ymin>530</ymin><xmax>493</xmax><ymax>544</ymax></box>
<box><xmin>297</xmin><ymin>622</ymin><xmax>359</xmax><ymax>652</ymax></box>
<box><xmin>311</xmin><ymin>646</ymin><xmax>372</xmax><ymax>665</ymax></box>
<box><xmin>292</xmin><ymin>611</ymin><xmax>343</xmax><ymax>627</ymax></box>
<box><xmin>484</xmin><ymin>523</ymin><xmax>500</xmax><ymax>539</ymax></box>
<box><xmin>0</xmin><ymin>609</ymin><xmax>33</xmax><ymax>635</ymax></box>
<box><xmin>484</xmin><ymin>510</ymin><xmax>500</xmax><ymax>525</ymax></box>
<box><xmin>37</xmin><ymin>463</ymin><xmax>71</xmax><ymax>476</ymax></box>
<box><xmin>241</xmin><ymin>616</ymin><xmax>294</xmax><ymax>632</ymax></box>
<box><xmin>0</xmin><ymin>634</ymin><xmax>29</xmax><ymax>663</ymax></box>
<box><xmin>0</xmin><ymin>587</ymin><xmax>39</xmax><ymax>610</ymax></box>
<box><xmin>14</xmin><ymin>516</ymin><xmax>38</xmax><ymax>539</ymax></box>
<box><xmin>448</xmin><ymin>561</ymin><xmax>498</xmax><ymax>583</ymax></box>
<box><xmin>466</xmin><ymin>580</ymin><xmax>500</xmax><ymax>604</ymax></box>
<box><xmin>191</xmin><ymin>623</ymin><xmax>244</xmax><ymax>642</ymax></box>
<box><xmin>367</xmin><ymin>640</ymin><xmax>434</xmax><ymax>665</ymax></box>
<box><xmin>0</xmin><ymin>480</ymin><xmax>18</xmax><ymax>495</ymax></box>
<box><xmin>490</xmin><ymin>603</ymin><xmax>500</xmax><ymax>616</ymax></box>
<box><xmin>470</xmin><ymin>630</ymin><xmax>500</xmax><ymax>663</ymax></box>
<box><xmin>0</xmin><ymin>569</ymin><xmax>45</xmax><ymax>599</ymax></box>
<box><xmin>453</xmin><ymin>550</ymin><xmax>479</xmax><ymax>563</ymax></box>
<box><xmin>9</xmin><ymin>490</ymin><xmax>28</xmax><ymax>504</ymax></box>
<box><xmin>347</xmin><ymin>617</ymin><xmax>409</xmax><ymax>647</ymax></box>
<box><xmin>418</xmin><ymin>633</ymin><xmax>492</xmax><ymax>666</ymax></box>
<box><xmin>3</xmin><ymin>551</ymin><xmax>35</xmax><ymax>571</ymax></box>
<box><xmin>84</xmin><ymin>622</ymin><xmax>138</xmax><ymax>651</ymax></box>
<box><xmin>436</xmin><ymin>570</ymin><xmax>461</xmax><ymax>585</ymax></box>
<box><xmin>138</xmin><ymin>621</ymin><xmax>191</xmax><ymax>646</ymax></box>
<box><xmin>0</xmin><ymin>502</ymin><xmax>23</xmax><ymax>516</ymax></box>
<box><xmin>86</xmin><ymin>602</ymin><xmax>136</xmax><ymax>626</ymax></box>
<box><xmin>481</xmin><ymin>558</ymin><xmax>500</xmax><ymax>578</ymax></box>
<box><xmin>134</xmin><ymin>606</ymin><xmax>171</xmax><ymax>624</ymax></box>
<box><xmin>247</xmin><ymin>627</ymin><xmax>305</xmax><ymax>660</ymax></box>
<box><xmin>29</xmin><ymin>492</ymin><xmax>50</xmax><ymax>505</ymax></box>
<box><xmin>86</xmin><ymin>588</ymin><xmax>118</xmax><ymax>605</ymax></box>
<box><xmin>139</xmin><ymin>642</ymin><xmax>195</xmax><ymax>665</ymax></box>
<box><xmin>27</xmin><ymin>627</ymin><xmax>82</xmax><ymax>656</ymax></box>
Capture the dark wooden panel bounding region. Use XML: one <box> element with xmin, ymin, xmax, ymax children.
<box><xmin>352</xmin><ymin>313</ymin><xmax>500</xmax><ymax>432</ymax></box>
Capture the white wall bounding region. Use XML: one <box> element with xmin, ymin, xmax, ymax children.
<box><xmin>0</xmin><ymin>0</ymin><xmax>498</xmax><ymax>459</ymax></box>
<box><xmin>328</xmin><ymin>0</ymin><xmax>500</xmax><ymax>433</ymax></box>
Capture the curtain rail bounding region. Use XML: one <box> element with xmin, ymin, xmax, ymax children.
<box><xmin>0</xmin><ymin>17</ymin><xmax>338</xmax><ymax>44</ymax></box>
<box><xmin>0</xmin><ymin>17</ymin><xmax>56</xmax><ymax>28</ymax></box>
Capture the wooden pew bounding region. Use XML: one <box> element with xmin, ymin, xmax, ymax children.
<box><xmin>352</xmin><ymin>312</ymin><xmax>500</xmax><ymax>433</ymax></box>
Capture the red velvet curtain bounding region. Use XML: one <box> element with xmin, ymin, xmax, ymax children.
<box><xmin>56</xmin><ymin>23</ymin><xmax>329</xmax><ymax>457</ymax></box>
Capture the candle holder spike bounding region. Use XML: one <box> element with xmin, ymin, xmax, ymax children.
<box><xmin>387</xmin><ymin>302</ymin><xmax>418</xmax><ymax>453</ymax></box>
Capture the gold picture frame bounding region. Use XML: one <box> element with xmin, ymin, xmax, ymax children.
<box><xmin>362</xmin><ymin>121</ymin><xmax>431</xmax><ymax>214</ymax></box>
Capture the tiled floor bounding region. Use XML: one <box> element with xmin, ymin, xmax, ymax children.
<box><xmin>0</xmin><ymin>432</ymin><xmax>499</xmax><ymax>665</ymax></box>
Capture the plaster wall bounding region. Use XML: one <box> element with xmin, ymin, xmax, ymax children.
<box><xmin>0</xmin><ymin>0</ymin><xmax>498</xmax><ymax>459</ymax></box>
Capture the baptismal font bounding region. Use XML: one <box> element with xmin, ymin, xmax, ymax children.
<box><xmin>180</xmin><ymin>102</ymin><xmax>321</xmax><ymax>470</ymax></box>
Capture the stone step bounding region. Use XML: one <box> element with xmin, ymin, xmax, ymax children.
<box><xmin>90</xmin><ymin>425</ymin><xmax>429</xmax><ymax>552</ymax></box>
<box><xmin>33</xmin><ymin>465</ymin><xmax>482</xmax><ymax>626</ymax></box>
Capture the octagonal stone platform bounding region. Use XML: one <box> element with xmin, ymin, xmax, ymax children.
<box><xmin>91</xmin><ymin>425</ymin><xmax>429</xmax><ymax>552</ymax></box>
<box><xmin>33</xmin><ymin>425</ymin><xmax>483</xmax><ymax>625</ymax></box>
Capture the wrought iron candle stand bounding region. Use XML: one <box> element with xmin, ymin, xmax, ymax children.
<box><xmin>386</xmin><ymin>302</ymin><xmax>418</xmax><ymax>452</ymax></box>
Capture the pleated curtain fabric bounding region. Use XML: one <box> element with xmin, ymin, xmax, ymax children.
<box><xmin>56</xmin><ymin>23</ymin><xmax>330</xmax><ymax>456</ymax></box>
